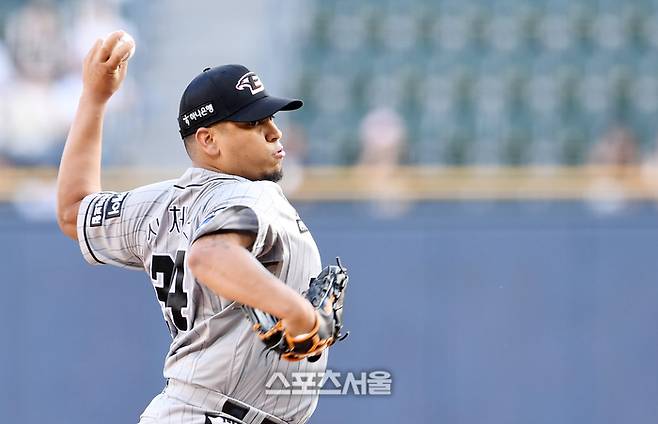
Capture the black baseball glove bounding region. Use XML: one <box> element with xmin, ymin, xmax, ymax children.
<box><xmin>242</xmin><ymin>257</ymin><xmax>349</xmax><ymax>362</ymax></box>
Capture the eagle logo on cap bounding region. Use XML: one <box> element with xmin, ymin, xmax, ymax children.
<box><xmin>236</xmin><ymin>71</ymin><xmax>265</xmax><ymax>95</ymax></box>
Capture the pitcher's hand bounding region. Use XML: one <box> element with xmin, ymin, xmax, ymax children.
<box><xmin>81</xmin><ymin>30</ymin><xmax>135</xmax><ymax>104</ymax></box>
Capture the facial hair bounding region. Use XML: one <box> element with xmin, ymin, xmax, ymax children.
<box><xmin>261</xmin><ymin>169</ymin><xmax>283</xmax><ymax>183</ymax></box>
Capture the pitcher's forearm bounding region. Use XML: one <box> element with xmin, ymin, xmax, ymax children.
<box><xmin>56</xmin><ymin>95</ymin><xmax>108</xmax><ymax>236</ymax></box>
<box><xmin>55</xmin><ymin>31</ymin><xmax>134</xmax><ymax>240</ymax></box>
<box><xmin>188</xmin><ymin>234</ymin><xmax>317</xmax><ymax>336</ymax></box>
<box><xmin>59</xmin><ymin>96</ymin><xmax>107</xmax><ymax>195</ymax></box>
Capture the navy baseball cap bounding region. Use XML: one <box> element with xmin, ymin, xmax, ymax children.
<box><xmin>178</xmin><ymin>64</ymin><xmax>303</xmax><ymax>138</ymax></box>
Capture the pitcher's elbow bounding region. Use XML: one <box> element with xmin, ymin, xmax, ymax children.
<box><xmin>56</xmin><ymin>206</ymin><xmax>78</xmax><ymax>240</ymax></box>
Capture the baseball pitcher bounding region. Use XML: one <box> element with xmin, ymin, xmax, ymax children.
<box><xmin>56</xmin><ymin>31</ymin><xmax>349</xmax><ymax>424</ymax></box>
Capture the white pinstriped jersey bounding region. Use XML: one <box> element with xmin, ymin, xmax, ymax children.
<box><xmin>76</xmin><ymin>167</ymin><xmax>325</xmax><ymax>423</ymax></box>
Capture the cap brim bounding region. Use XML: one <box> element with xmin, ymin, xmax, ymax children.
<box><xmin>226</xmin><ymin>96</ymin><xmax>303</xmax><ymax>122</ymax></box>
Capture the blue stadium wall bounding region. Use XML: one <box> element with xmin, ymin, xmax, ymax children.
<box><xmin>1</xmin><ymin>200</ymin><xmax>657</xmax><ymax>424</ymax></box>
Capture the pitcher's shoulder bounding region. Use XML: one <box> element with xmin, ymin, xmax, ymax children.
<box><xmin>208</xmin><ymin>179</ymin><xmax>285</xmax><ymax>201</ymax></box>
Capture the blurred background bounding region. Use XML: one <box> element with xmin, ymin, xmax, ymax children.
<box><xmin>1</xmin><ymin>0</ymin><xmax>658</xmax><ymax>423</ymax></box>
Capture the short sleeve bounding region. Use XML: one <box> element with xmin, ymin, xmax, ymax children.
<box><xmin>191</xmin><ymin>182</ymin><xmax>284</xmax><ymax>262</ymax></box>
<box><xmin>192</xmin><ymin>205</ymin><xmax>281</xmax><ymax>261</ymax></box>
<box><xmin>76</xmin><ymin>191</ymin><xmax>144</xmax><ymax>270</ymax></box>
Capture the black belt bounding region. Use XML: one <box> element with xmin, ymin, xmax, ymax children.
<box><xmin>222</xmin><ymin>400</ymin><xmax>279</xmax><ymax>424</ymax></box>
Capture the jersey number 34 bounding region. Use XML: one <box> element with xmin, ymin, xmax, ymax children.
<box><xmin>151</xmin><ymin>250</ymin><xmax>189</xmax><ymax>331</ymax></box>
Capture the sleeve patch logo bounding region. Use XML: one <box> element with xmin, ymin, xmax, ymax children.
<box><xmin>199</xmin><ymin>211</ymin><xmax>217</xmax><ymax>229</ymax></box>
<box><xmin>196</xmin><ymin>207</ymin><xmax>227</xmax><ymax>232</ymax></box>
<box><xmin>89</xmin><ymin>194</ymin><xmax>111</xmax><ymax>227</ymax></box>
<box><xmin>105</xmin><ymin>192</ymin><xmax>128</xmax><ymax>220</ymax></box>
<box><xmin>296</xmin><ymin>218</ymin><xmax>309</xmax><ymax>233</ymax></box>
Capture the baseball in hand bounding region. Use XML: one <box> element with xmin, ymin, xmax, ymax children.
<box><xmin>118</xmin><ymin>32</ymin><xmax>136</xmax><ymax>62</ymax></box>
